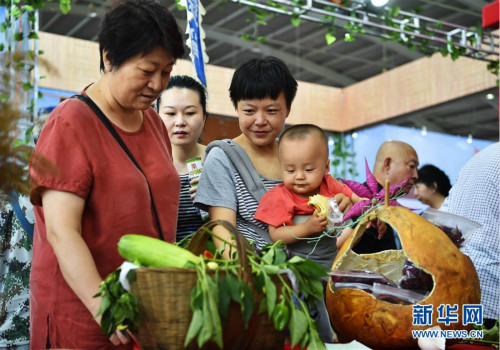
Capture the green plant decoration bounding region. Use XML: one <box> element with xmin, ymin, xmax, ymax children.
<box><xmin>0</xmin><ymin>0</ymin><xmax>70</xmax><ymax>194</ymax></box>
<box><xmin>329</xmin><ymin>132</ymin><xmax>358</xmax><ymax>180</ymax></box>
<box><xmin>216</xmin><ymin>0</ymin><xmax>498</xmax><ymax>83</ymax></box>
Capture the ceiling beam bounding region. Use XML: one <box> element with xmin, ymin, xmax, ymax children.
<box><xmin>176</xmin><ymin>19</ymin><xmax>357</xmax><ymax>85</ymax></box>
<box><xmin>484</xmin><ymin>99</ymin><xmax>499</xmax><ymax>111</ymax></box>
<box><xmin>41</xmin><ymin>13</ymin><xmax>62</xmax><ymax>31</ymax></box>
<box><xmin>66</xmin><ymin>17</ymin><xmax>91</xmax><ymax>37</ymax></box>
<box><xmin>324</xmin><ymin>8</ymin><xmax>474</xmax><ymax>77</ymax></box>
<box><xmin>208</xmin><ymin>22</ymin><xmax>292</xmax><ymax>65</ymax></box>
<box><xmin>418</xmin><ymin>0</ymin><xmax>480</xmax><ymax>17</ymax></box>
<box><xmin>451</xmin><ymin>0</ymin><xmax>489</xmax><ymax>13</ymax></box>
<box><xmin>450</xmin><ymin>120</ymin><xmax>499</xmax><ymax>131</ymax></box>
<box><xmin>361</xmin><ymin>35</ymin><xmax>424</xmax><ymax>60</ymax></box>
<box><xmin>436</xmin><ymin>107</ymin><xmax>496</xmax><ymax>125</ymax></box>
<box><xmin>407</xmin><ymin>116</ymin><xmax>445</xmax><ymax>133</ymax></box>
<box><xmin>41</xmin><ymin>3</ymin><xmax>354</xmax><ymax>85</ymax></box>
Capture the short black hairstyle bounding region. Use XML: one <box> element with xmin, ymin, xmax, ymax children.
<box><xmin>416</xmin><ymin>164</ymin><xmax>451</xmax><ymax>197</ymax></box>
<box><xmin>98</xmin><ymin>0</ymin><xmax>185</xmax><ymax>72</ymax></box>
<box><xmin>229</xmin><ymin>56</ymin><xmax>298</xmax><ymax>109</ymax></box>
<box><xmin>279</xmin><ymin>124</ymin><xmax>328</xmax><ymax>156</ymax></box>
<box><xmin>157</xmin><ymin>75</ymin><xmax>208</xmax><ymax>115</ymax></box>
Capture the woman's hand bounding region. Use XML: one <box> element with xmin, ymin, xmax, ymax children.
<box><xmin>333</xmin><ymin>193</ymin><xmax>354</xmax><ymax>213</ymax></box>
<box><xmin>109</xmin><ymin>330</ymin><xmax>131</xmax><ymax>346</ymax></box>
<box><xmin>94</xmin><ymin>312</ymin><xmax>131</xmax><ymax>345</ymax></box>
<box><xmin>207</xmin><ymin>206</ymin><xmax>237</xmax><ymax>259</ymax></box>
<box><xmin>188</xmin><ymin>178</ymin><xmax>199</xmax><ymax>201</ymax></box>
<box><xmin>366</xmin><ymin>220</ymin><xmax>387</xmax><ymax>239</ymax></box>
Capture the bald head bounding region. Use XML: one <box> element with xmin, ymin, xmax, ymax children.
<box><xmin>373</xmin><ymin>141</ymin><xmax>419</xmax><ymax>194</ymax></box>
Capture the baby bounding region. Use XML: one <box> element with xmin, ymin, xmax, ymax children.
<box><xmin>254</xmin><ymin>124</ymin><xmax>363</xmax><ymax>269</ymax></box>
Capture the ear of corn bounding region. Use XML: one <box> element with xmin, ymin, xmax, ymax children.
<box><xmin>118</xmin><ymin>234</ymin><xmax>200</xmax><ymax>268</ymax></box>
<box><xmin>307</xmin><ymin>194</ymin><xmax>329</xmax><ymax>216</ymax></box>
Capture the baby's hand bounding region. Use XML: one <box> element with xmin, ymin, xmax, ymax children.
<box><xmin>305</xmin><ymin>210</ymin><xmax>328</xmax><ymax>234</ymax></box>
<box><xmin>333</xmin><ymin>193</ymin><xmax>353</xmax><ymax>213</ymax></box>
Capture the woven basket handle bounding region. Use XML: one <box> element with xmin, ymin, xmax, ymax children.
<box><xmin>186</xmin><ymin>220</ymin><xmax>253</xmax><ymax>284</ymax></box>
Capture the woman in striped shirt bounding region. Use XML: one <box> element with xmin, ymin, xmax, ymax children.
<box><xmin>157</xmin><ymin>75</ymin><xmax>209</xmax><ymax>241</ymax></box>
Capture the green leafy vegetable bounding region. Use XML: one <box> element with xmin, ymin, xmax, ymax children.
<box><xmin>96</xmin><ymin>235</ymin><xmax>329</xmax><ymax>350</ymax></box>
<box><xmin>184</xmin><ymin>240</ymin><xmax>329</xmax><ymax>350</ymax></box>
<box><xmin>462</xmin><ymin>319</ymin><xmax>499</xmax><ymax>348</ymax></box>
<box><xmin>93</xmin><ymin>269</ymin><xmax>139</xmax><ymax>336</ymax></box>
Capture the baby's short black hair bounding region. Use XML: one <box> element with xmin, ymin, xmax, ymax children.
<box><xmin>279</xmin><ymin>124</ymin><xmax>328</xmax><ymax>156</ymax></box>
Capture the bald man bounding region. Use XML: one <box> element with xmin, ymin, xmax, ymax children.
<box><xmin>353</xmin><ymin>141</ymin><xmax>419</xmax><ymax>254</ymax></box>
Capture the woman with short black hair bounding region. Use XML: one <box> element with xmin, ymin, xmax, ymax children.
<box><xmin>413</xmin><ymin>164</ymin><xmax>451</xmax><ymax>209</ymax></box>
<box><xmin>29</xmin><ymin>1</ymin><xmax>184</xmax><ymax>348</ymax></box>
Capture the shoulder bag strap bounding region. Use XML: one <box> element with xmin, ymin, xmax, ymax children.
<box><xmin>205</xmin><ymin>139</ymin><xmax>267</xmax><ymax>202</ymax></box>
<box><xmin>7</xmin><ymin>190</ymin><xmax>34</xmax><ymax>240</ymax></box>
<box><xmin>74</xmin><ymin>94</ymin><xmax>164</xmax><ymax>241</ymax></box>
<box><xmin>205</xmin><ymin>140</ymin><xmax>272</xmax><ymax>244</ymax></box>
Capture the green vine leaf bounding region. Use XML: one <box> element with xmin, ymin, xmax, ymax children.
<box><xmin>241</xmin><ymin>33</ymin><xmax>253</xmax><ymax>42</ymax></box>
<box><xmin>59</xmin><ymin>0</ymin><xmax>71</xmax><ymax>14</ymax></box>
<box><xmin>10</xmin><ymin>6</ymin><xmax>22</xmax><ymax>18</ymax></box>
<box><xmin>13</xmin><ymin>32</ymin><xmax>23</xmax><ymax>41</ymax></box>
<box><xmin>175</xmin><ymin>0</ymin><xmax>186</xmax><ymax>11</ymax></box>
<box><xmin>256</xmin><ymin>18</ymin><xmax>267</xmax><ymax>26</ymax></box>
<box><xmin>392</xmin><ymin>5</ymin><xmax>400</xmax><ymax>17</ymax></box>
<box><xmin>344</xmin><ymin>33</ymin><xmax>355</xmax><ymax>42</ymax></box>
<box><xmin>22</xmin><ymin>81</ymin><xmax>33</xmax><ymax>91</ymax></box>
<box><xmin>325</xmin><ymin>32</ymin><xmax>336</xmax><ymax>45</ymax></box>
<box><xmin>413</xmin><ymin>6</ymin><xmax>423</xmax><ymax>14</ymax></box>
<box><xmin>291</xmin><ymin>14</ymin><xmax>301</xmax><ymax>27</ymax></box>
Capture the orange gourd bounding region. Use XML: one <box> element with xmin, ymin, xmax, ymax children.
<box><xmin>326</xmin><ymin>205</ymin><xmax>480</xmax><ymax>348</ymax></box>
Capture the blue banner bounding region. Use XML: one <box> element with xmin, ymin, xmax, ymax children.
<box><xmin>186</xmin><ymin>0</ymin><xmax>207</xmax><ymax>86</ymax></box>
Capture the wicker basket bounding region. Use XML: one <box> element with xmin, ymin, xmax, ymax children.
<box><xmin>130</xmin><ymin>220</ymin><xmax>287</xmax><ymax>350</ymax></box>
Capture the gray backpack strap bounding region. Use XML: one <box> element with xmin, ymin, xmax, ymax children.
<box><xmin>205</xmin><ymin>139</ymin><xmax>267</xmax><ymax>202</ymax></box>
<box><xmin>205</xmin><ymin>139</ymin><xmax>273</xmax><ymax>244</ymax></box>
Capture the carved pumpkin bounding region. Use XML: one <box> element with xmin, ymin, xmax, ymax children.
<box><xmin>326</xmin><ymin>205</ymin><xmax>480</xmax><ymax>348</ymax></box>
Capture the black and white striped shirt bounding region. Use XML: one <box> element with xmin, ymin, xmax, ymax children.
<box><xmin>176</xmin><ymin>174</ymin><xmax>206</xmax><ymax>242</ymax></box>
<box><xmin>194</xmin><ymin>147</ymin><xmax>281</xmax><ymax>249</ymax></box>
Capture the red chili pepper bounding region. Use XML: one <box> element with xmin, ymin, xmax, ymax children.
<box><xmin>203</xmin><ymin>250</ymin><xmax>214</xmax><ymax>259</ymax></box>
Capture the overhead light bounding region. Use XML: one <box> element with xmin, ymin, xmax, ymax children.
<box><xmin>88</xmin><ymin>11</ymin><xmax>98</xmax><ymax>17</ymax></box>
<box><xmin>421</xmin><ymin>126</ymin><xmax>427</xmax><ymax>136</ymax></box>
<box><xmin>352</xmin><ymin>132</ymin><xmax>358</xmax><ymax>139</ymax></box>
<box><xmin>370</xmin><ymin>0</ymin><xmax>389</xmax><ymax>7</ymax></box>
<box><xmin>467</xmin><ymin>134</ymin><xmax>473</xmax><ymax>144</ymax></box>
<box><xmin>486</xmin><ymin>93</ymin><xmax>495</xmax><ymax>100</ymax></box>
<box><xmin>328</xmin><ymin>137</ymin><xmax>334</xmax><ymax>146</ymax></box>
